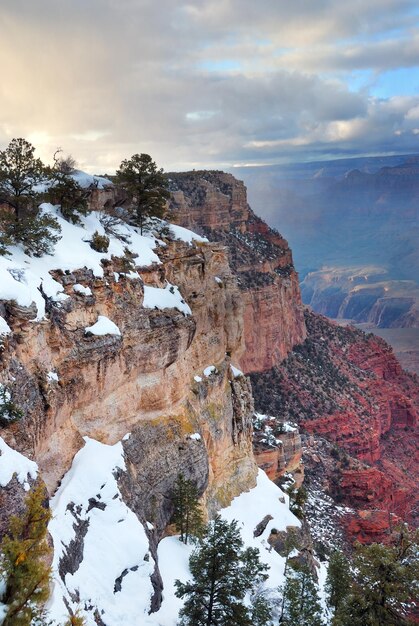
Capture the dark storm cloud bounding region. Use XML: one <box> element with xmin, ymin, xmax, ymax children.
<box><xmin>0</xmin><ymin>0</ymin><xmax>417</xmax><ymax>170</ymax></box>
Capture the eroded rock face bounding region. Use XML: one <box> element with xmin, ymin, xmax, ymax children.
<box><xmin>0</xmin><ymin>235</ymin><xmax>255</xmax><ymax>506</ymax></box>
<box><xmin>251</xmin><ymin>311</ymin><xmax>419</xmax><ymax>541</ymax></box>
<box><xmin>168</xmin><ymin>171</ymin><xmax>306</xmax><ymax>373</ymax></box>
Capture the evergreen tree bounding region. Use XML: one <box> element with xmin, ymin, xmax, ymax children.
<box><xmin>280</xmin><ymin>562</ymin><xmax>324</xmax><ymax>626</ymax></box>
<box><xmin>0</xmin><ymin>138</ymin><xmax>45</xmax><ymax>219</ymax></box>
<box><xmin>115</xmin><ymin>153</ymin><xmax>170</xmax><ymax>234</ymax></box>
<box><xmin>0</xmin><ymin>483</ymin><xmax>52</xmax><ymax>626</ymax></box>
<box><xmin>325</xmin><ymin>550</ymin><xmax>352</xmax><ymax>622</ymax></box>
<box><xmin>0</xmin><ymin>138</ymin><xmax>61</xmax><ymax>256</ymax></box>
<box><xmin>172</xmin><ymin>473</ymin><xmax>204</xmax><ymax>544</ymax></box>
<box><xmin>336</xmin><ymin>528</ymin><xmax>419</xmax><ymax>626</ymax></box>
<box><xmin>46</xmin><ymin>150</ymin><xmax>92</xmax><ymax>224</ymax></box>
<box><xmin>175</xmin><ymin>516</ymin><xmax>270</xmax><ymax>626</ymax></box>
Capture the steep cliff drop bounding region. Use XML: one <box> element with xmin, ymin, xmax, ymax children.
<box><xmin>0</xmin><ymin>196</ymin><xmax>302</xmax><ymax>624</ymax></box>
<box><xmin>169</xmin><ymin>170</ymin><xmax>419</xmax><ymax>546</ymax></box>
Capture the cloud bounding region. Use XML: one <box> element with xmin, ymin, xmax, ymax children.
<box><xmin>0</xmin><ymin>0</ymin><xmax>417</xmax><ymax>171</ymax></box>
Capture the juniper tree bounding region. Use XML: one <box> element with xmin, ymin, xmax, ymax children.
<box><xmin>46</xmin><ymin>149</ymin><xmax>93</xmax><ymax>224</ymax></box>
<box><xmin>0</xmin><ymin>483</ymin><xmax>52</xmax><ymax>626</ymax></box>
<box><xmin>280</xmin><ymin>562</ymin><xmax>324</xmax><ymax>626</ymax></box>
<box><xmin>175</xmin><ymin>516</ymin><xmax>270</xmax><ymax>626</ymax></box>
<box><xmin>115</xmin><ymin>153</ymin><xmax>169</xmax><ymax>234</ymax></box>
<box><xmin>172</xmin><ymin>474</ymin><xmax>204</xmax><ymax>544</ymax></box>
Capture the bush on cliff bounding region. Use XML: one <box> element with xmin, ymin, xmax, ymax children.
<box><xmin>172</xmin><ymin>473</ymin><xmax>204</xmax><ymax>545</ymax></box>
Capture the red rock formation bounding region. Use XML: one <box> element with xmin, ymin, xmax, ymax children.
<box><xmin>250</xmin><ymin>310</ymin><xmax>419</xmax><ymax>540</ymax></box>
<box><xmin>168</xmin><ymin>171</ymin><xmax>306</xmax><ymax>373</ymax></box>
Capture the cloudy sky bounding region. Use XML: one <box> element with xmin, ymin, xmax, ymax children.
<box><xmin>1</xmin><ymin>0</ymin><xmax>418</xmax><ymax>172</ymax></box>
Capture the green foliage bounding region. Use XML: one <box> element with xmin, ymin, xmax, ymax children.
<box><xmin>172</xmin><ymin>474</ymin><xmax>204</xmax><ymax>545</ymax></box>
<box><xmin>280</xmin><ymin>562</ymin><xmax>324</xmax><ymax>626</ymax></box>
<box><xmin>0</xmin><ymin>138</ymin><xmax>45</xmax><ymax>219</ymax></box>
<box><xmin>90</xmin><ymin>230</ymin><xmax>109</xmax><ymax>253</ymax></box>
<box><xmin>334</xmin><ymin>528</ymin><xmax>419</xmax><ymax>626</ymax></box>
<box><xmin>0</xmin><ymin>138</ymin><xmax>61</xmax><ymax>256</ymax></box>
<box><xmin>46</xmin><ymin>150</ymin><xmax>92</xmax><ymax>224</ymax></box>
<box><xmin>175</xmin><ymin>516</ymin><xmax>270</xmax><ymax>625</ymax></box>
<box><xmin>325</xmin><ymin>550</ymin><xmax>352</xmax><ymax>621</ymax></box>
<box><xmin>0</xmin><ymin>483</ymin><xmax>52</xmax><ymax>626</ymax></box>
<box><xmin>115</xmin><ymin>153</ymin><xmax>170</xmax><ymax>234</ymax></box>
<box><xmin>287</xmin><ymin>485</ymin><xmax>307</xmax><ymax>520</ymax></box>
<box><xmin>6</xmin><ymin>212</ymin><xmax>61</xmax><ymax>257</ymax></box>
<box><xmin>0</xmin><ymin>385</ymin><xmax>23</xmax><ymax>427</ymax></box>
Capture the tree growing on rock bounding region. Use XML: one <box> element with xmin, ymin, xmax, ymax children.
<box><xmin>280</xmin><ymin>562</ymin><xmax>324</xmax><ymax>626</ymax></box>
<box><xmin>0</xmin><ymin>138</ymin><xmax>61</xmax><ymax>256</ymax></box>
<box><xmin>0</xmin><ymin>483</ymin><xmax>52</xmax><ymax>626</ymax></box>
<box><xmin>175</xmin><ymin>516</ymin><xmax>270</xmax><ymax>625</ymax></box>
<box><xmin>334</xmin><ymin>528</ymin><xmax>419</xmax><ymax>625</ymax></box>
<box><xmin>325</xmin><ymin>549</ymin><xmax>352</xmax><ymax>623</ymax></box>
<box><xmin>115</xmin><ymin>153</ymin><xmax>169</xmax><ymax>234</ymax></box>
<box><xmin>46</xmin><ymin>149</ymin><xmax>93</xmax><ymax>224</ymax></box>
<box><xmin>172</xmin><ymin>473</ymin><xmax>204</xmax><ymax>544</ymax></box>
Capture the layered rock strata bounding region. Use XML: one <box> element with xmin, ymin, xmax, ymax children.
<box><xmin>168</xmin><ymin>171</ymin><xmax>306</xmax><ymax>372</ymax></box>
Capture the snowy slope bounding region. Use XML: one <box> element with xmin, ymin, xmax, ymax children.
<box><xmin>0</xmin><ymin>205</ymin><xmax>202</xmax><ymax>321</ymax></box>
<box><xmin>48</xmin><ymin>437</ymin><xmax>304</xmax><ymax>626</ymax></box>
<box><xmin>48</xmin><ymin>438</ymin><xmax>155</xmax><ymax>626</ymax></box>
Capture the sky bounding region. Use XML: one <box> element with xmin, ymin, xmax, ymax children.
<box><xmin>0</xmin><ymin>0</ymin><xmax>418</xmax><ymax>173</ymax></box>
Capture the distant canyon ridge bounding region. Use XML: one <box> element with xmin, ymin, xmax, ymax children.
<box><xmin>231</xmin><ymin>154</ymin><xmax>419</xmax><ymax>373</ymax></box>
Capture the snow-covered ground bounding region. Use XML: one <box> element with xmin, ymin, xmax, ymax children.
<box><xmin>0</xmin><ymin>205</ymin><xmax>160</xmax><ymax>319</ymax></box>
<box><xmin>0</xmin><ymin>436</ymin><xmax>38</xmax><ymax>491</ymax></box>
<box><xmin>46</xmin><ymin>434</ymin><xmax>306</xmax><ymax>626</ymax></box>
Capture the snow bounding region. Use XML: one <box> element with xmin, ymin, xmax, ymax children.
<box><xmin>0</xmin><ymin>436</ymin><xmax>38</xmax><ymax>491</ymax></box>
<box><xmin>214</xmin><ymin>276</ymin><xmax>223</xmax><ymax>284</ymax></box>
<box><xmin>71</xmin><ymin>170</ymin><xmax>113</xmax><ymax>190</ymax></box>
<box><xmin>47</xmin><ymin>371</ymin><xmax>59</xmax><ymax>382</ymax></box>
<box><xmin>0</xmin><ymin>317</ymin><xmax>11</xmax><ymax>336</ymax></box>
<box><xmin>189</xmin><ymin>433</ymin><xmax>201</xmax><ymax>441</ymax></box>
<box><xmin>48</xmin><ymin>437</ymin><xmax>155</xmax><ymax>626</ymax></box>
<box><xmin>0</xmin><ymin>205</ymin><xmax>160</xmax><ymax>320</ymax></box>
<box><xmin>203</xmin><ymin>365</ymin><xmax>217</xmax><ymax>377</ymax></box>
<box><xmin>230</xmin><ymin>364</ymin><xmax>243</xmax><ymax>378</ymax></box>
<box><xmin>148</xmin><ymin>469</ymin><xmax>302</xmax><ymax>626</ymax></box>
<box><xmin>146</xmin><ymin>522</ymin><xmax>154</xmax><ymax>531</ymax></box>
<box><xmin>85</xmin><ymin>315</ymin><xmax>121</xmax><ymax>337</ymax></box>
<box><xmin>143</xmin><ymin>283</ymin><xmax>191</xmax><ymax>315</ymax></box>
<box><xmin>169</xmin><ymin>224</ymin><xmax>208</xmax><ymax>244</ymax></box>
<box><xmin>193</xmin><ymin>375</ymin><xmax>202</xmax><ymax>383</ymax></box>
<box><xmin>73</xmin><ymin>283</ymin><xmax>93</xmax><ymax>296</ymax></box>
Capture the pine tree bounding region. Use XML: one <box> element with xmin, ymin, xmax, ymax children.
<box><xmin>0</xmin><ymin>483</ymin><xmax>52</xmax><ymax>626</ymax></box>
<box><xmin>115</xmin><ymin>153</ymin><xmax>170</xmax><ymax>234</ymax></box>
<box><xmin>336</xmin><ymin>528</ymin><xmax>419</xmax><ymax>625</ymax></box>
<box><xmin>0</xmin><ymin>138</ymin><xmax>45</xmax><ymax>219</ymax></box>
<box><xmin>175</xmin><ymin>516</ymin><xmax>270</xmax><ymax>626</ymax></box>
<box><xmin>172</xmin><ymin>474</ymin><xmax>204</xmax><ymax>544</ymax></box>
<box><xmin>325</xmin><ymin>550</ymin><xmax>352</xmax><ymax>622</ymax></box>
<box><xmin>46</xmin><ymin>149</ymin><xmax>92</xmax><ymax>224</ymax></box>
<box><xmin>280</xmin><ymin>562</ymin><xmax>324</xmax><ymax>626</ymax></box>
<box><xmin>0</xmin><ymin>138</ymin><xmax>61</xmax><ymax>256</ymax></box>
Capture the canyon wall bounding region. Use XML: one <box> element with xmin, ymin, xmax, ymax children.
<box><xmin>168</xmin><ymin>171</ymin><xmax>306</xmax><ymax>373</ymax></box>
<box><xmin>0</xmin><ymin>233</ymin><xmax>257</xmax><ymax>541</ymax></box>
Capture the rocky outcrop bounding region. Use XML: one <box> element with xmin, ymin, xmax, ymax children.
<box><xmin>0</xmin><ymin>234</ymin><xmax>256</xmax><ymax>513</ymax></box>
<box><xmin>251</xmin><ymin>310</ymin><xmax>419</xmax><ymax>541</ymax></box>
<box><xmin>168</xmin><ymin>171</ymin><xmax>306</xmax><ymax>372</ymax></box>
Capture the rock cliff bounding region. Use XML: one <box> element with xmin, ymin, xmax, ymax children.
<box><xmin>251</xmin><ymin>310</ymin><xmax>419</xmax><ymax>541</ymax></box>
<box><xmin>168</xmin><ymin>171</ymin><xmax>306</xmax><ymax>372</ymax></box>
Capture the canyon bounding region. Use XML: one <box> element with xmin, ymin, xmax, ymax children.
<box><xmin>0</xmin><ymin>169</ymin><xmax>417</xmax><ymax>623</ymax></box>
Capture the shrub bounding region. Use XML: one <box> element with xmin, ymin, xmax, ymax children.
<box><xmin>90</xmin><ymin>231</ymin><xmax>109</xmax><ymax>253</ymax></box>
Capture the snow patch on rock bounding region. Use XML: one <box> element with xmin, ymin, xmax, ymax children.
<box><xmin>0</xmin><ymin>436</ymin><xmax>38</xmax><ymax>490</ymax></box>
